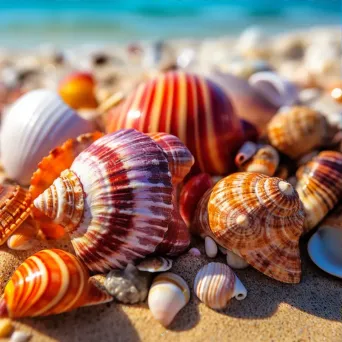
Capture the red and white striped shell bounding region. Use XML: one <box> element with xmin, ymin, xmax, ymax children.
<box><xmin>105</xmin><ymin>71</ymin><xmax>245</xmax><ymax>175</ymax></box>
<box><xmin>0</xmin><ymin>249</ymin><xmax>112</xmax><ymax>318</ymax></box>
<box><xmin>193</xmin><ymin>172</ymin><xmax>305</xmax><ymax>283</ymax></box>
<box><xmin>296</xmin><ymin>151</ymin><xmax>342</xmax><ymax>233</ymax></box>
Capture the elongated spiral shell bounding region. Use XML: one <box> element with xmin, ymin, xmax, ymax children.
<box><xmin>296</xmin><ymin>151</ymin><xmax>342</xmax><ymax>233</ymax></box>
<box><xmin>267</xmin><ymin>106</ymin><xmax>335</xmax><ymax>159</ymax></box>
<box><xmin>0</xmin><ymin>249</ymin><xmax>112</xmax><ymax>318</ymax></box>
<box><xmin>105</xmin><ymin>71</ymin><xmax>245</xmax><ymax>174</ymax></box>
<box><xmin>194</xmin><ymin>172</ymin><xmax>305</xmax><ymax>283</ymax></box>
<box><xmin>33</xmin><ymin>129</ymin><xmax>174</xmax><ymax>272</ymax></box>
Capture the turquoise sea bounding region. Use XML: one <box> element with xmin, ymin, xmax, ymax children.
<box><xmin>0</xmin><ymin>0</ymin><xmax>340</xmax><ymax>47</ymax></box>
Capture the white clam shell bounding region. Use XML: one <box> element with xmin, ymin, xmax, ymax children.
<box><xmin>205</xmin><ymin>236</ymin><xmax>218</xmax><ymax>258</ymax></box>
<box><xmin>0</xmin><ymin>89</ymin><xmax>95</xmax><ymax>185</ymax></box>
<box><xmin>148</xmin><ymin>272</ymin><xmax>190</xmax><ymax>327</ymax></box>
<box><xmin>194</xmin><ymin>262</ymin><xmax>247</xmax><ymax>310</ymax></box>
<box><xmin>226</xmin><ymin>250</ymin><xmax>249</xmax><ymax>269</ymax></box>
<box><xmin>136</xmin><ymin>257</ymin><xmax>173</xmax><ymax>273</ymax></box>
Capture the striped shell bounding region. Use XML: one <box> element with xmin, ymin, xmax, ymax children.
<box><xmin>0</xmin><ymin>89</ymin><xmax>95</xmax><ymax>185</ymax></box>
<box><xmin>105</xmin><ymin>71</ymin><xmax>245</xmax><ymax>175</ymax></box>
<box><xmin>193</xmin><ymin>172</ymin><xmax>305</xmax><ymax>283</ymax></box>
<box><xmin>267</xmin><ymin>106</ymin><xmax>334</xmax><ymax>159</ymax></box>
<box><xmin>0</xmin><ymin>184</ymin><xmax>32</xmax><ymax>246</ymax></box>
<box><xmin>0</xmin><ymin>249</ymin><xmax>112</xmax><ymax>318</ymax></box>
<box><xmin>33</xmin><ymin>129</ymin><xmax>174</xmax><ymax>272</ymax></box>
<box><xmin>296</xmin><ymin>151</ymin><xmax>342</xmax><ymax>233</ymax></box>
<box><xmin>194</xmin><ymin>262</ymin><xmax>247</xmax><ymax>309</ymax></box>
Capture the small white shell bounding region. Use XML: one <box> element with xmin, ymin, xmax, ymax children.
<box><xmin>226</xmin><ymin>250</ymin><xmax>249</xmax><ymax>269</ymax></box>
<box><xmin>136</xmin><ymin>257</ymin><xmax>173</xmax><ymax>273</ymax></box>
<box><xmin>148</xmin><ymin>272</ymin><xmax>190</xmax><ymax>327</ymax></box>
<box><xmin>194</xmin><ymin>262</ymin><xmax>247</xmax><ymax>310</ymax></box>
<box><xmin>0</xmin><ymin>89</ymin><xmax>95</xmax><ymax>185</ymax></box>
<box><xmin>10</xmin><ymin>331</ymin><xmax>31</xmax><ymax>342</ymax></box>
<box><xmin>205</xmin><ymin>236</ymin><xmax>218</xmax><ymax>258</ymax></box>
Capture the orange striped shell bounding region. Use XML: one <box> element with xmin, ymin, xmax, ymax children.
<box><xmin>193</xmin><ymin>172</ymin><xmax>305</xmax><ymax>283</ymax></box>
<box><xmin>0</xmin><ymin>249</ymin><xmax>112</xmax><ymax>318</ymax></box>
<box><xmin>296</xmin><ymin>151</ymin><xmax>342</xmax><ymax>233</ymax></box>
<box><xmin>0</xmin><ymin>184</ymin><xmax>32</xmax><ymax>245</ymax></box>
<box><xmin>105</xmin><ymin>71</ymin><xmax>245</xmax><ymax>175</ymax></box>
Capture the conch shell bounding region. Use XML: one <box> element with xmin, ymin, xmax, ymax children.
<box><xmin>193</xmin><ymin>172</ymin><xmax>305</xmax><ymax>283</ymax></box>
<box><xmin>296</xmin><ymin>151</ymin><xmax>342</xmax><ymax>233</ymax></box>
<box><xmin>0</xmin><ymin>249</ymin><xmax>112</xmax><ymax>318</ymax></box>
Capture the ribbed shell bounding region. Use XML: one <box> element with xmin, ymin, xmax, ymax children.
<box><xmin>296</xmin><ymin>151</ymin><xmax>342</xmax><ymax>233</ymax></box>
<box><xmin>105</xmin><ymin>71</ymin><xmax>244</xmax><ymax>175</ymax></box>
<box><xmin>0</xmin><ymin>89</ymin><xmax>95</xmax><ymax>185</ymax></box>
<box><xmin>34</xmin><ymin>129</ymin><xmax>173</xmax><ymax>272</ymax></box>
<box><xmin>267</xmin><ymin>106</ymin><xmax>332</xmax><ymax>159</ymax></box>
<box><xmin>195</xmin><ymin>172</ymin><xmax>305</xmax><ymax>283</ymax></box>
<box><xmin>0</xmin><ymin>249</ymin><xmax>112</xmax><ymax>318</ymax></box>
<box><xmin>194</xmin><ymin>262</ymin><xmax>235</xmax><ymax>309</ymax></box>
<box><xmin>0</xmin><ymin>185</ymin><xmax>32</xmax><ymax>245</ymax></box>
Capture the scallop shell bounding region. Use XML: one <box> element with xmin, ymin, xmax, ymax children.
<box><xmin>0</xmin><ymin>89</ymin><xmax>95</xmax><ymax>185</ymax></box>
<box><xmin>296</xmin><ymin>151</ymin><xmax>342</xmax><ymax>233</ymax></box>
<box><xmin>105</xmin><ymin>71</ymin><xmax>245</xmax><ymax>175</ymax></box>
<box><xmin>33</xmin><ymin>129</ymin><xmax>174</xmax><ymax>272</ymax></box>
<box><xmin>136</xmin><ymin>256</ymin><xmax>173</xmax><ymax>273</ymax></box>
<box><xmin>193</xmin><ymin>172</ymin><xmax>305</xmax><ymax>283</ymax></box>
<box><xmin>194</xmin><ymin>262</ymin><xmax>247</xmax><ymax>309</ymax></box>
<box><xmin>0</xmin><ymin>249</ymin><xmax>113</xmax><ymax>318</ymax></box>
<box><xmin>267</xmin><ymin>106</ymin><xmax>335</xmax><ymax>159</ymax></box>
<box><xmin>235</xmin><ymin>141</ymin><xmax>279</xmax><ymax>176</ymax></box>
<box><xmin>148</xmin><ymin>272</ymin><xmax>190</xmax><ymax>327</ymax></box>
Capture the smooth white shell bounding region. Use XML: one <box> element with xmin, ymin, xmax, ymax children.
<box><xmin>0</xmin><ymin>89</ymin><xmax>95</xmax><ymax>185</ymax></box>
<box><xmin>226</xmin><ymin>250</ymin><xmax>249</xmax><ymax>269</ymax></box>
<box><xmin>205</xmin><ymin>236</ymin><xmax>218</xmax><ymax>258</ymax></box>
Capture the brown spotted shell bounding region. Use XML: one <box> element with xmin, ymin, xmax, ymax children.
<box><xmin>193</xmin><ymin>172</ymin><xmax>305</xmax><ymax>283</ymax></box>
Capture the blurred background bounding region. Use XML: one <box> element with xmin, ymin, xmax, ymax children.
<box><xmin>0</xmin><ymin>0</ymin><xmax>340</xmax><ymax>47</ymax></box>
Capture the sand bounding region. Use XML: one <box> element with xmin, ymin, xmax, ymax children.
<box><xmin>0</xmin><ymin>234</ymin><xmax>341</xmax><ymax>342</ymax></box>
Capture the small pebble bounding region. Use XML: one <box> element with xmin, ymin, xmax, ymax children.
<box><xmin>10</xmin><ymin>331</ymin><xmax>31</xmax><ymax>342</ymax></box>
<box><xmin>0</xmin><ymin>319</ymin><xmax>13</xmax><ymax>338</ymax></box>
<box><xmin>226</xmin><ymin>250</ymin><xmax>249</xmax><ymax>269</ymax></box>
<box><xmin>205</xmin><ymin>236</ymin><xmax>218</xmax><ymax>258</ymax></box>
<box><xmin>188</xmin><ymin>247</ymin><xmax>201</xmax><ymax>256</ymax></box>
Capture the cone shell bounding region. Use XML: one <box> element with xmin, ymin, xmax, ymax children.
<box><xmin>0</xmin><ymin>89</ymin><xmax>96</xmax><ymax>185</ymax></box>
<box><xmin>59</xmin><ymin>72</ymin><xmax>98</xmax><ymax>109</ymax></box>
<box><xmin>105</xmin><ymin>71</ymin><xmax>245</xmax><ymax>175</ymax></box>
<box><xmin>33</xmin><ymin>129</ymin><xmax>173</xmax><ymax>272</ymax></box>
<box><xmin>296</xmin><ymin>151</ymin><xmax>342</xmax><ymax>233</ymax></box>
<box><xmin>267</xmin><ymin>106</ymin><xmax>333</xmax><ymax>159</ymax></box>
<box><xmin>0</xmin><ymin>249</ymin><xmax>113</xmax><ymax>318</ymax></box>
<box><xmin>0</xmin><ymin>184</ymin><xmax>32</xmax><ymax>246</ymax></box>
<box><xmin>148</xmin><ymin>272</ymin><xmax>190</xmax><ymax>327</ymax></box>
<box><xmin>195</xmin><ymin>172</ymin><xmax>305</xmax><ymax>283</ymax></box>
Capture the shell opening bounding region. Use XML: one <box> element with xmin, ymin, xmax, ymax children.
<box><xmin>232</xmin><ymin>276</ymin><xmax>247</xmax><ymax>301</ymax></box>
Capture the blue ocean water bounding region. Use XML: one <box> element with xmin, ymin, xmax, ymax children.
<box><xmin>0</xmin><ymin>0</ymin><xmax>340</xmax><ymax>47</ymax></box>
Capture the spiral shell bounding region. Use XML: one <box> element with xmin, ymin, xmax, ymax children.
<box><xmin>194</xmin><ymin>262</ymin><xmax>247</xmax><ymax>309</ymax></box>
<box><xmin>105</xmin><ymin>71</ymin><xmax>245</xmax><ymax>175</ymax></box>
<box><xmin>0</xmin><ymin>249</ymin><xmax>113</xmax><ymax>318</ymax></box>
<box><xmin>235</xmin><ymin>141</ymin><xmax>279</xmax><ymax>176</ymax></box>
<box><xmin>267</xmin><ymin>106</ymin><xmax>334</xmax><ymax>159</ymax></box>
<box><xmin>0</xmin><ymin>89</ymin><xmax>95</xmax><ymax>185</ymax></box>
<box><xmin>33</xmin><ymin>129</ymin><xmax>174</xmax><ymax>272</ymax></box>
<box><xmin>296</xmin><ymin>151</ymin><xmax>342</xmax><ymax>233</ymax></box>
<box><xmin>194</xmin><ymin>172</ymin><xmax>305</xmax><ymax>283</ymax></box>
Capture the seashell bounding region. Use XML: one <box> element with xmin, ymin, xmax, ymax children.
<box><xmin>193</xmin><ymin>172</ymin><xmax>305</xmax><ymax>283</ymax></box>
<box><xmin>235</xmin><ymin>141</ymin><xmax>279</xmax><ymax>176</ymax></box>
<box><xmin>105</xmin><ymin>71</ymin><xmax>245</xmax><ymax>175</ymax></box>
<box><xmin>226</xmin><ymin>250</ymin><xmax>249</xmax><ymax>269</ymax></box>
<box><xmin>208</xmin><ymin>72</ymin><xmax>278</xmax><ymax>132</ymax></box>
<box><xmin>9</xmin><ymin>331</ymin><xmax>31</xmax><ymax>342</ymax></box>
<box><xmin>0</xmin><ymin>249</ymin><xmax>113</xmax><ymax>318</ymax></box>
<box><xmin>136</xmin><ymin>256</ymin><xmax>172</xmax><ymax>273</ymax></box>
<box><xmin>205</xmin><ymin>236</ymin><xmax>218</xmax><ymax>258</ymax></box>
<box><xmin>0</xmin><ymin>184</ymin><xmax>32</xmax><ymax>247</ymax></box>
<box><xmin>308</xmin><ymin>203</ymin><xmax>342</xmax><ymax>278</ymax></box>
<box><xmin>0</xmin><ymin>89</ymin><xmax>96</xmax><ymax>185</ymax></box>
<box><xmin>194</xmin><ymin>262</ymin><xmax>247</xmax><ymax>310</ymax></box>
<box><xmin>267</xmin><ymin>106</ymin><xmax>336</xmax><ymax>159</ymax></box>
<box><xmin>148</xmin><ymin>272</ymin><xmax>190</xmax><ymax>327</ymax></box>
<box><xmin>249</xmin><ymin>72</ymin><xmax>299</xmax><ymax>108</ymax></box>
<box><xmin>105</xmin><ymin>264</ymin><xmax>152</xmax><ymax>304</ymax></box>
<box><xmin>296</xmin><ymin>151</ymin><xmax>342</xmax><ymax>233</ymax></box>
<box><xmin>33</xmin><ymin>129</ymin><xmax>174</xmax><ymax>272</ymax></box>
<box><xmin>29</xmin><ymin>132</ymin><xmax>104</xmax><ymax>239</ymax></box>
<box><xmin>179</xmin><ymin>173</ymin><xmax>214</xmax><ymax>227</ymax></box>
<box><xmin>58</xmin><ymin>71</ymin><xmax>98</xmax><ymax>109</ymax></box>
<box><xmin>0</xmin><ymin>319</ymin><xmax>13</xmax><ymax>338</ymax></box>
<box><xmin>188</xmin><ymin>248</ymin><xmax>201</xmax><ymax>256</ymax></box>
